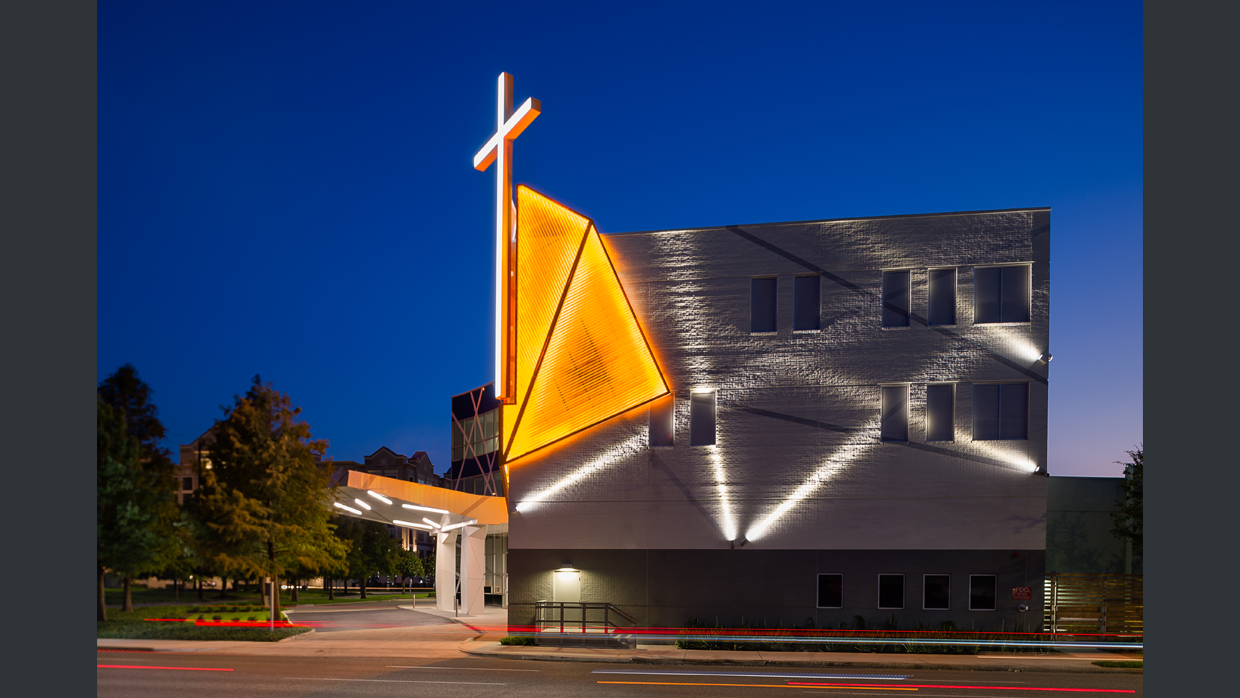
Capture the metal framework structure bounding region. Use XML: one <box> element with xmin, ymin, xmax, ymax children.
<box><xmin>449</xmin><ymin>383</ymin><xmax>503</xmax><ymax>496</ymax></box>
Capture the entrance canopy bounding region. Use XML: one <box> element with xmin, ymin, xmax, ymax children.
<box><xmin>336</xmin><ymin>471</ymin><xmax>509</xmax><ymax>528</ymax></box>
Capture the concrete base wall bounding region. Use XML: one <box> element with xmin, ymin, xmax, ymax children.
<box><xmin>510</xmin><ymin>548</ymin><xmax>1045</xmax><ymax>632</ymax></box>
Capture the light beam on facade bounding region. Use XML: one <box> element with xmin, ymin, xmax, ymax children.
<box><xmin>513</xmin><ymin>433</ymin><xmax>646</xmax><ymax>512</ymax></box>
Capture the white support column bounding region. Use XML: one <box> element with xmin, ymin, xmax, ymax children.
<box><xmin>459</xmin><ymin>524</ymin><xmax>488</xmax><ymax>615</ymax></box>
<box><xmin>435</xmin><ymin>531</ymin><xmax>458</xmax><ymax>612</ymax></box>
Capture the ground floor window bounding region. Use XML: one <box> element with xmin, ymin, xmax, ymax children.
<box><xmin>878</xmin><ymin>574</ymin><xmax>904</xmax><ymax>609</ymax></box>
<box><xmin>923</xmin><ymin>574</ymin><xmax>950</xmax><ymax>610</ymax></box>
<box><xmin>817</xmin><ymin>573</ymin><xmax>842</xmax><ymax>608</ymax></box>
<box><xmin>970</xmin><ymin>575</ymin><xmax>997</xmax><ymax>611</ymax></box>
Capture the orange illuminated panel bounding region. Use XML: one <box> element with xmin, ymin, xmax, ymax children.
<box><xmin>504</xmin><ymin>189</ymin><xmax>669</xmax><ymax>463</ymax></box>
<box><xmin>503</xmin><ymin>187</ymin><xmax>593</xmax><ymax>447</ymax></box>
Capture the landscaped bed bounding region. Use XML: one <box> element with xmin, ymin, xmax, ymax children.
<box><xmin>97</xmin><ymin>604</ymin><xmax>311</xmax><ymax>642</ymax></box>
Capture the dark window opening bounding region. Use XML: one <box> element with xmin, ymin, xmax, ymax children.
<box><xmin>794</xmin><ymin>275</ymin><xmax>820</xmax><ymax>330</ymax></box>
<box><xmin>882</xmin><ymin>271</ymin><xmax>910</xmax><ymax>327</ymax></box>
<box><xmin>974</xmin><ymin>265</ymin><xmax>1030</xmax><ymax>323</ymax></box>
<box><xmin>751</xmin><ymin>277</ymin><xmax>777</xmax><ymax>332</ymax></box>
<box><xmin>817</xmin><ymin>573</ymin><xmax>843</xmax><ymax>608</ymax></box>
<box><xmin>928</xmin><ymin>268</ymin><xmax>956</xmax><ymax>325</ymax></box>
<box><xmin>878</xmin><ymin>574</ymin><xmax>904</xmax><ymax>609</ymax></box>
<box><xmin>690</xmin><ymin>390</ymin><xmax>716</xmax><ymax>446</ymax></box>
<box><xmin>926</xmin><ymin>384</ymin><xmax>955</xmax><ymax>442</ymax></box>
<box><xmin>649</xmin><ymin>397</ymin><xmax>674</xmax><ymax>447</ymax></box>
<box><xmin>881</xmin><ymin>386</ymin><xmax>908</xmax><ymax>442</ymax></box>
<box><xmin>973</xmin><ymin>383</ymin><xmax>1028</xmax><ymax>440</ymax></box>
<box><xmin>924</xmin><ymin>574</ymin><xmax>951</xmax><ymax>610</ymax></box>
<box><xmin>970</xmin><ymin>575</ymin><xmax>997</xmax><ymax>611</ymax></box>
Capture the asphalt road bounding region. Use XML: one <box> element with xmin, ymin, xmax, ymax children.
<box><xmin>97</xmin><ymin>652</ymin><xmax>1143</xmax><ymax>698</ymax></box>
<box><xmin>283</xmin><ymin>604</ymin><xmax>453</xmax><ymax>633</ymax></box>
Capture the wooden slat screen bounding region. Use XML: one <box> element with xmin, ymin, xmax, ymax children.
<box><xmin>1043</xmin><ymin>572</ymin><xmax>1142</xmax><ymax>634</ymax></box>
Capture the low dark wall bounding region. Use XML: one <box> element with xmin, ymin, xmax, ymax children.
<box><xmin>509</xmin><ymin>548</ymin><xmax>1045</xmax><ymax>632</ymax></box>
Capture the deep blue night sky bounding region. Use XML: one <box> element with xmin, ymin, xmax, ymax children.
<box><xmin>98</xmin><ymin>1</ymin><xmax>1142</xmax><ymax>477</ymax></box>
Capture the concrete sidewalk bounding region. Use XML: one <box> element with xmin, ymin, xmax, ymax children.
<box><xmin>458</xmin><ymin>639</ymin><xmax>1141</xmax><ymax>673</ymax></box>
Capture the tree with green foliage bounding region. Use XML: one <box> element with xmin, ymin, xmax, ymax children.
<box><xmin>97</xmin><ymin>365</ymin><xmax>180</xmax><ymax>617</ymax></box>
<box><xmin>193</xmin><ymin>376</ymin><xmax>347</xmax><ymax>621</ymax></box>
<box><xmin>335</xmin><ymin>517</ymin><xmax>400</xmax><ymax>599</ymax></box>
<box><xmin>97</xmin><ymin>397</ymin><xmax>177</xmax><ymax>620</ymax></box>
<box><xmin>396</xmin><ymin>548</ymin><xmax>425</xmax><ymax>592</ymax></box>
<box><xmin>1110</xmin><ymin>445</ymin><xmax>1143</xmax><ymax>558</ymax></box>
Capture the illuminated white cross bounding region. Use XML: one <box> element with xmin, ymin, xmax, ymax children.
<box><xmin>474</xmin><ymin>72</ymin><xmax>540</xmax><ymax>402</ymax></box>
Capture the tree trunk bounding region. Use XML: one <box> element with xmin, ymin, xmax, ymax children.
<box><xmin>196</xmin><ymin>576</ymin><xmax>203</xmax><ymax>601</ymax></box>
<box><xmin>360</xmin><ymin>577</ymin><xmax>367</xmax><ymax>600</ymax></box>
<box><xmin>173</xmin><ymin>576</ymin><xmax>179</xmax><ymax>600</ymax></box>
<box><xmin>98</xmin><ymin>567</ymin><xmax>107</xmax><ymax>622</ymax></box>
<box><xmin>268</xmin><ymin>537</ymin><xmax>281</xmax><ymax>622</ymax></box>
<box><xmin>326</xmin><ymin>577</ymin><xmax>333</xmax><ymax>601</ymax></box>
<box><xmin>122</xmin><ymin>577</ymin><xmax>133</xmax><ymax>612</ymax></box>
<box><xmin>291</xmin><ymin>580</ymin><xmax>299</xmax><ymax>603</ymax></box>
<box><xmin>217</xmin><ymin>577</ymin><xmax>228</xmax><ymax>598</ymax></box>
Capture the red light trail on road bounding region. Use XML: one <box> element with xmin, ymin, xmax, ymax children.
<box><xmin>97</xmin><ymin>664</ymin><xmax>234</xmax><ymax>672</ymax></box>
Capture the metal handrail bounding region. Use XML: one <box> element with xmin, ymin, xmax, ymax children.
<box><xmin>532</xmin><ymin>601</ymin><xmax>636</xmax><ymax>635</ymax></box>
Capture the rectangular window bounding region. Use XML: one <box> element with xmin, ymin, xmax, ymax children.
<box><xmin>925</xmin><ymin>384</ymin><xmax>955</xmax><ymax>442</ymax></box>
<box><xmin>794</xmin><ymin>275</ymin><xmax>820</xmax><ymax>330</ymax></box>
<box><xmin>969</xmin><ymin>575</ymin><xmax>997</xmax><ymax>611</ymax></box>
<box><xmin>690</xmin><ymin>390</ymin><xmax>716</xmax><ymax>446</ymax></box>
<box><xmin>974</xmin><ymin>265</ymin><xmax>1031</xmax><ymax>323</ymax></box>
<box><xmin>927</xmin><ymin>268</ymin><xmax>956</xmax><ymax>325</ymax></box>
<box><xmin>882</xmin><ymin>270</ymin><xmax>910</xmax><ymax>327</ymax></box>
<box><xmin>817</xmin><ymin>573</ymin><xmax>843</xmax><ymax>609</ymax></box>
<box><xmin>973</xmin><ymin>383</ymin><xmax>1028</xmax><ymax>440</ymax></box>
<box><xmin>649</xmin><ymin>396</ymin><xmax>674</xmax><ymax>447</ymax></box>
<box><xmin>751</xmin><ymin>277</ymin><xmax>777</xmax><ymax>332</ymax></box>
<box><xmin>881</xmin><ymin>386</ymin><xmax>908</xmax><ymax>442</ymax></box>
<box><xmin>182</xmin><ymin>477</ymin><xmax>193</xmax><ymax>491</ymax></box>
<box><xmin>924</xmin><ymin>574</ymin><xmax>951</xmax><ymax>610</ymax></box>
<box><xmin>878</xmin><ymin>574</ymin><xmax>905</xmax><ymax>609</ymax></box>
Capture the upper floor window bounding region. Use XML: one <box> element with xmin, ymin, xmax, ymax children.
<box><xmin>927</xmin><ymin>268</ymin><xmax>956</xmax><ymax>326</ymax></box>
<box><xmin>751</xmin><ymin>277</ymin><xmax>777</xmax><ymax>333</ymax></box>
<box><xmin>973</xmin><ymin>383</ymin><xmax>1028</xmax><ymax>440</ymax></box>
<box><xmin>882</xmin><ymin>270</ymin><xmax>910</xmax><ymax>327</ymax></box>
<box><xmin>649</xmin><ymin>396</ymin><xmax>674</xmax><ymax>447</ymax></box>
<box><xmin>974</xmin><ymin>265</ymin><xmax>1030</xmax><ymax>323</ymax></box>
<box><xmin>690</xmin><ymin>390</ymin><xmax>716</xmax><ymax>446</ymax></box>
<box><xmin>881</xmin><ymin>385</ymin><xmax>908</xmax><ymax>442</ymax></box>
<box><xmin>925</xmin><ymin>384</ymin><xmax>955</xmax><ymax>442</ymax></box>
<box><xmin>794</xmin><ymin>275</ymin><xmax>820</xmax><ymax>330</ymax></box>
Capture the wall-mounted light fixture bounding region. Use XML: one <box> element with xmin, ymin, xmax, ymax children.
<box><xmin>1037</xmin><ymin>352</ymin><xmax>1053</xmax><ymax>364</ymax></box>
<box><xmin>556</xmin><ymin>565</ymin><xmax>577</xmax><ymax>572</ymax></box>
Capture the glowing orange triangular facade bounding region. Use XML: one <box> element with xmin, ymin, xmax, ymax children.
<box><xmin>502</xmin><ymin>186</ymin><xmax>669</xmax><ymax>464</ymax></box>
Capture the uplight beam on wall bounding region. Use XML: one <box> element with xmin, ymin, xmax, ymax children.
<box><xmin>710</xmin><ymin>448</ymin><xmax>737</xmax><ymax>542</ymax></box>
<box><xmin>744</xmin><ymin>423</ymin><xmax>878</xmax><ymax>542</ymax></box>
<box><xmin>514</xmin><ymin>433</ymin><xmax>646</xmax><ymax>513</ymax></box>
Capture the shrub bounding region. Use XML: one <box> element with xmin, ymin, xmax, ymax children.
<box><xmin>499</xmin><ymin>636</ymin><xmax>535</xmax><ymax>646</ymax></box>
<box><xmin>212</xmin><ymin>615</ymin><xmax>222</xmax><ymax>621</ymax></box>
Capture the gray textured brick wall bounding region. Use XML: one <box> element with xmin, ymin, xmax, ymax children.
<box><xmin>507</xmin><ymin>207</ymin><xmax>1051</xmax><ymax>626</ymax></box>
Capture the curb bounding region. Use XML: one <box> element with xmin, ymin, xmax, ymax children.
<box><xmin>457</xmin><ymin>644</ymin><xmax>1141</xmax><ymax>674</ymax></box>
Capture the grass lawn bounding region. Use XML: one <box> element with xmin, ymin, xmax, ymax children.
<box><xmin>105</xmin><ymin>586</ymin><xmax>430</xmax><ymax>607</ymax></box>
<box><xmin>98</xmin><ymin>604</ymin><xmax>311</xmax><ymax>642</ymax></box>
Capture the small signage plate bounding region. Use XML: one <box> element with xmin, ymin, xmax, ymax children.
<box><xmin>1012</xmin><ymin>586</ymin><xmax>1032</xmax><ymax>601</ymax></box>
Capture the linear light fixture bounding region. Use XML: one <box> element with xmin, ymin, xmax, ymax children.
<box><xmin>367</xmin><ymin>491</ymin><xmax>392</xmax><ymax>505</ymax></box>
<box><xmin>402</xmin><ymin>503</ymin><xmax>449</xmax><ymax>514</ymax></box>
<box><xmin>392</xmin><ymin>520</ymin><xmax>433</xmax><ymax>530</ymax></box>
<box><xmin>440</xmin><ymin>518</ymin><xmax>479</xmax><ymax>532</ymax></box>
<box><xmin>334</xmin><ymin>502</ymin><xmax>362</xmax><ymax>515</ymax></box>
<box><xmin>354</xmin><ymin>498</ymin><xmax>372</xmax><ymax>510</ymax></box>
<box><xmin>422</xmin><ymin>518</ymin><xmax>441</xmax><ymax>529</ymax></box>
